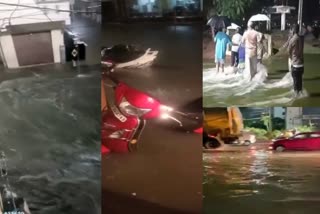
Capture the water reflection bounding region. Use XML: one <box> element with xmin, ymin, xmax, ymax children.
<box><xmin>203</xmin><ymin>150</ymin><xmax>320</xmax><ymax>214</ymax></box>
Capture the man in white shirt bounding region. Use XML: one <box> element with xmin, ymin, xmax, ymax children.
<box><xmin>241</xmin><ymin>21</ymin><xmax>259</xmax><ymax>80</ymax></box>
<box><xmin>231</xmin><ymin>27</ymin><xmax>242</xmax><ymax>68</ymax></box>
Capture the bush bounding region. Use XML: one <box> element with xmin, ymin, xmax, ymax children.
<box><xmin>271</xmin><ymin>130</ymin><xmax>282</xmax><ymax>138</ymax></box>
<box><xmin>296</xmin><ymin>125</ymin><xmax>315</xmax><ymax>132</ymax></box>
<box><xmin>244</xmin><ymin>127</ymin><xmax>268</xmax><ymax>140</ymax></box>
<box><xmin>245</xmin><ymin>127</ymin><xmax>283</xmax><ymax>140</ymax></box>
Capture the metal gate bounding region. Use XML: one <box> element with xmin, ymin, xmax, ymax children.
<box><xmin>12</xmin><ymin>31</ymin><xmax>54</xmax><ymax>66</ymax></box>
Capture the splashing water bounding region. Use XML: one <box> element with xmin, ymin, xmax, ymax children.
<box><xmin>203</xmin><ymin>64</ymin><xmax>307</xmax><ymax>107</ymax></box>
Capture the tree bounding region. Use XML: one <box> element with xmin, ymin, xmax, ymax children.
<box><xmin>214</xmin><ymin>0</ymin><xmax>254</xmax><ymax>20</ymax></box>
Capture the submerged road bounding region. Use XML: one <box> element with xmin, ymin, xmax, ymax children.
<box><xmin>0</xmin><ymin>64</ymin><xmax>100</xmax><ymax>214</ymax></box>
<box><xmin>102</xmin><ymin>23</ymin><xmax>203</xmax><ymax>214</ymax></box>
<box><xmin>203</xmin><ymin>144</ymin><xmax>320</xmax><ymax>214</ymax></box>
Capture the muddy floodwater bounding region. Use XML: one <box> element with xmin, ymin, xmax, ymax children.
<box><xmin>203</xmin><ymin>146</ymin><xmax>320</xmax><ymax>214</ymax></box>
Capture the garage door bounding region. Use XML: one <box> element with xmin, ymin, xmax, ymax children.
<box><xmin>12</xmin><ymin>31</ymin><xmax>54</xmax><ymax>66</ymax></box>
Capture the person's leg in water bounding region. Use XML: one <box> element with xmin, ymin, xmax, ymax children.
<box><xmin>215</xmin><ymin>57</ymin><xmax>219</xmax><ymax>73</ymax></box>
<box><xmin>233</xmin><ymin>51</ymin><xmax>239</xmax><ymax>73</ymax></box>
<box><xmin>288</xmin><ymin>58</ymin><xmax>292</xmax><ymax>72</ymax></box>
<box><xmin>244</xmin><ymin>52</ymin><xmax>251</xmax><ymax>80</ymax></box>
<box><xmin>291</xmin><ymin>66</ymin><xmax>298</xmax><ymax>96</ymax></box>
<box><xmin>221</xmin><ymin>59</ymin><xmax>225</xmax><ymax>73</ymax></box>
<box><xmin>231</xmin><ymin>51</ymin><xmax>236</xmax><ymax>67</ymax></box>
<box><xmin>249</xmin><ymin>55</ymin><xmax>258</xmax><ymax>80</ymax></box>
<box><xmin>235</xmin><ymin>51</ymin><xmax>239</xmax><ymax>67</ymax></box>
<box><xmin>297</xmin><ymin>67</ymin><xmax>304</xmax><ymax>95</ymax></box>
<box><xmin>292</xmin><ymin>66</ymin><xmax>304</xmax><ymax>96</ymax></box>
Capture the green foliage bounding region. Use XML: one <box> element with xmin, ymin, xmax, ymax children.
<box><xmin>272</xmin><ymin>130</ymin><xmax>282</xmax><ymax>138</ymax></box>
<box><xmin>296</xmin><ymin>125</ymin><xmax>315</xmax><ymax>132</ymax></box>
<box><xmin>214</xmin><ymin>0</ymin><xmax>254</xmax><ymax>20</ymax></box>
<box><xmin>245</xmin><ymin>125</ymin><xmax>316</xmax><ymax>140</ymax></box>
<box><xmin>244</xmin><ymin>117</ymin><xmax>285</xmax><ymax>132</ymax></box>
<box><xmin>245</xmin><ymin>127</ymin><xmax>283</xmax><ymax>140</ymax></box>
<box><xmin>245</xmin><ymin>127</ymin><xmax>268</xmax><ymax>139</ymax></box>
<box><xmin>260</xmin><ymin>115</ymin><xmax>270</xmax><ymax>132</ymax></box>
<box><xmin>244</xmin><ymin>120</ymin><xmax>266</xmax><ymax>129</ymax></box>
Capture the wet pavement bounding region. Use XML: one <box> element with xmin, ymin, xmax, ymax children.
<box><xmin>102</xmin><ymin>23</ymin><xmax>202</xmax><ymax>106</ymax></box>
<box><xmin>203</xmin><ymin>144</ymin><xmax>320</xmax><ymax>214</ymax></box>
<box><xmin>102</xmin><ymin>23</ymin><xmax>202</xmax><ymax>214</ymax></box>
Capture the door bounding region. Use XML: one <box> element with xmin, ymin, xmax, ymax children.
<box><xmin>308</xmin><ymin>133</ymin><xmax>320</xmax><ymax>150</ymax></box>
<box><xmin>289</xmin><ymin>133</ymin><xmax>310</xmax><ymax>150</ymax></box>
<box><xmin>12</xmin><ymin>31</ymin><xmax>54</xmax><ymax>66</ymax></box>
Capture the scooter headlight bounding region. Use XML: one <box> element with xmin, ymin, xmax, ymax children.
<box><xmin>119</xmin><ymin>97</ymin><xmax>151</xmax><ymax>117</ymax></box>
<box><xmin>160</xmin><ymin>105</ymin><xmax>173</xmax><ymax>112</ymax></box>
<box><xmin>159</xmin><ymin>105</ymin><xmax>173</xmax><ymax>119</ymax></box>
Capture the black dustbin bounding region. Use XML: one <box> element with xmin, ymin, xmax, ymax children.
<box><xmin>64</xmin><ymin>30</ymin><xmax>86</xmax><ymax>62</ymax></box>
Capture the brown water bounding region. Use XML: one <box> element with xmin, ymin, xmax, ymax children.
<box><xmin>203</xmin><ymin>147</ymin><xmax>320</xmax><ymax>214</ymax></box>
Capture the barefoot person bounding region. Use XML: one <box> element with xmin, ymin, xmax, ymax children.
<box><xmin>214</xmin><ymin>28</ymin><xmax>232</xmax><ymax>73</ymax></box>
<box><xmin>288</xmin><ymin>24</ymin><xmax>304</xmax><ymax>97</ymax></box>
<box><xmin>231</xmin><ymin>27</ymin><xmax>242</xmax><ymax>68</ymax></box>
<box><xmin>241</xmin><ymin>21</ymin><xmax>259</xmax><ymax>80</ymax></box>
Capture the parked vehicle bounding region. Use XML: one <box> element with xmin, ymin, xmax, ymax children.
<box><xmin>269</xmin><ymin>132</ymin><xmax>320</xmax><ymax>152</ymax></box>
<box><xmin>101</xmin><ymin>44</ymin><xmax>158</xmax><ymax>70</ymax></box>
<box><xmin>203</xmin><ymin>107</ymin><xmax>256</xmax><ymax>149</ymax></box>
<box><xmin>101</xmin><ymin>69</ymin><xmax>202</xmax><ymax>154</ymax></box>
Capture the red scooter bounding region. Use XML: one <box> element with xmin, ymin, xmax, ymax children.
<box><xmin>101</xmin><ymin>71</ymin><xmax>202</xmax><ymax>154</ymax></box>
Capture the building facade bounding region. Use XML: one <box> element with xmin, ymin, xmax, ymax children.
<box><xmin>0</xmin><ymin>0</ymin><xmax>71</xmax><ymax>68</ymax></box>
<box><xmin>103</xmin><ymin>0</ymin><xmax>202</xmax><ymax>21</ymax></box>
<box><xmin>285</xmin><ymin>107</ymin><xmax>320</xmax><ymax>129</ymax></box>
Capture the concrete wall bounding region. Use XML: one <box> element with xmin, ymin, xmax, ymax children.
<box><xmin>286</xmin><ymin>107</ymin><xmax>303</xmax><ymax>129</ymax></box>
<box><xmin>51</xmin><ymin>29</ymin><xmax>64</xmax><ymax>63</ymax></box>
<box><xmin>0</xmin><ymin>35</ymin><xmax>19</xmax><ymax>68</ymax></box>
<box><xmin>0</xmin><ymin>0</ymin><xmax>70</xmax><ymax>29</ymax></box>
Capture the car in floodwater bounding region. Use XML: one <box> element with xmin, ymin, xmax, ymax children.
<box><xmin>269</xmin><ymin>132</ymin><xmax>320</xmax><ymax>152</ymax></box>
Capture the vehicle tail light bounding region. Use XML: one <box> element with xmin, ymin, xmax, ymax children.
<box><xmin>119</xmin><ymin>97</ymin><xmax>151</xmax><ymax>117</ymax></box>
<box><xmin>193</xmin><ymin>127</ymin><xmax>203</xmax><ymax>134</ymax></box>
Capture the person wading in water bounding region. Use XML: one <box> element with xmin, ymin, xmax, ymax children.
<box><xmin>287</xmin><ymin>23</ymin><xmax>304</xmax><ymax>97</ymax></box>
<box><xmin>241</xmin><ymin>21</ymin><xmax>259</xmax><ymax>80</ymax></box>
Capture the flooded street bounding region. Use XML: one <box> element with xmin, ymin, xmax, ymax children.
<box><xmin>203</xmin><ymin>66</ymin><xmax>296</xmax><ymax>107</ymax></box>
<box><xmin>203</xmin><ymin>36</ymin><xmax>320</xmax><ymax>107</ymax></box>
<box><xmin>203</xmin><ymin>145</ymin><xmax>320</xmax><ymax>214</ymax></box>
<box><xmin>102</xmin><ymin>23</ymin><xmax>202</xmax><ymax>106</ymax></box>
<box><xmin>102</xmin><ymin>23</ymin><xmax>202</xmax><ymax>214</ymax></box>
<box><xmin>0</xmin><ymin>65</ymin><xmax>100</xmax><ymax>214</ymax></box>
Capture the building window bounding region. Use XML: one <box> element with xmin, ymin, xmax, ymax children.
<box><xmin>127</xmin><ymin>0</ymin><xmax>201</xmax><ymax>18</ymax></box>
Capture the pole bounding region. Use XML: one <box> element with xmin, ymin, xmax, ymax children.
<box><xmin>269</xmin><ymin>107</ymin><xmax>273</xmax><ymax>132</ymax></box>
<box><xmin>298</xmin><ymin>0</ymin><xmax>303</xmax><ymax>34</ymax></box>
